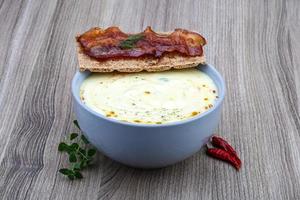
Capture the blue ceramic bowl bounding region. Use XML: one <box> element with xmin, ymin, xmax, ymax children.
<box><xmin>72</xmin><ymin>64</ymin><xmax>225</xmax><ymax>168</ymax></box>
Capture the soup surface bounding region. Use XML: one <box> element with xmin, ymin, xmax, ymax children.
<box><xmin>80</xmin><ymin>68</ymin><xmax>218</xmax><ymax>124</ymax></box>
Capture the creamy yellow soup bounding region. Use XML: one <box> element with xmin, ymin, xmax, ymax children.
<box><xmin>80</xmin><ymin>69</ymin><xmax>218</xmax><ymax>124</ymax></box>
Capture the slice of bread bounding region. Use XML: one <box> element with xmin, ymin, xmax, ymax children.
<box><xmin>76</xmin><ymin>32</ymin><xmax>206</xmax><ymax>73</ymax></box>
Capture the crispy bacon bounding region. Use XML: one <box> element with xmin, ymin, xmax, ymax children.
<box><xmin>77</xmin><ymin>26</ymin><xmax>206</xmax><ymax>60</ymax></box>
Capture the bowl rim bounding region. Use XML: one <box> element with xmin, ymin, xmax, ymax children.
<box><xmin>72</xmin><ymin>64</ymin><xmax>225</xmax><ymax>128</ymax></box>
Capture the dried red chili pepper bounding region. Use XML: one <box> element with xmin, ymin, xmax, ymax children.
<box><xmin>211</xmin><ymin>136</ymin><xmax>237</xmax><ymax>156</ymax></box>
<box><xmin>206</xmin><ymin>135</ymin><xmax>242</xmax><ymax>170</ymax></box>
<box><xmin>206</xmin><ymin>148</ymin><xmax>241</xmax><ymax>170</ymax></box>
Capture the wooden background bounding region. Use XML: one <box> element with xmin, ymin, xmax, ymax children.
<box><xmin>0</xmin><ymin>0</ymin><xmax>299</xmax><ymax>199</ymax></box>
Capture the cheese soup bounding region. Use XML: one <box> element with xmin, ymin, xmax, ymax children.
<box><xmin>80</xmin><ymin>69</ymin><xmax>218</xmax><ymax>124</ymax></box>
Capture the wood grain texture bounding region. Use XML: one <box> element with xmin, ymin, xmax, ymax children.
<box><xmin>0</xmin><ymin>0</ymin><xmax>299</xmax><ymax>199</ymax></box>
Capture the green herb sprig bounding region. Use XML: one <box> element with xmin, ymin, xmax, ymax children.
<box><xmin>119</xmin><ymin>34</ymin><xmax>144</xmax><ymax>49</ymax></box>
<box><xmin>58</xmin><ymin>120</ymin><xmax>97</xmax><ymax>180</ymax></box>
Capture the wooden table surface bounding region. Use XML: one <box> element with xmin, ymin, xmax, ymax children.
<box><xmin>1</xmin><ymin>0</ymin><xmax>300</xmax><ymax>199</ymax></box>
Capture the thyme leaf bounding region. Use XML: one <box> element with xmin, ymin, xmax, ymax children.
<box><xmin>119</xmin><ymin>34</ymin><xmax>144</xmax><ymax>49</ymax></box>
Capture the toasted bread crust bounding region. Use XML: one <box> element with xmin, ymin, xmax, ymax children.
<box><xmin>76</xmin><ymin>31</ymin><xmax>206</xmax><ymax>73</ymax></box>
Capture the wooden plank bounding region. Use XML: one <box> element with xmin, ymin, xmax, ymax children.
<box><xmin>0</xmin><ymin>0</ymin><xmax>299</xmax><ymax>199</ymax></box>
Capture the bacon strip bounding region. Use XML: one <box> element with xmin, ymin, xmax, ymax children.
<box><xmin>77</xmin><ymin>26</ymin><xmax>206</xmax><ymax>60</ymax></box>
